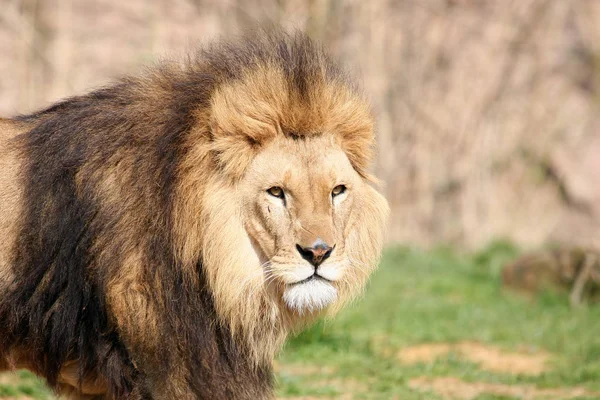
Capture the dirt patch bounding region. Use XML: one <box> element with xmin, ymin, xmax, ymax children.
<box><xmin>398</xmin><ymin>341</ymin><xmax>550</xmax><ymax>375</ymax></box>
<box><xmin>409</xmin><ymin>376</ymin><xmax>600</xmax><ymax>400</ymax></box>
<box><xmin>280</xmin><ymin>397</ymin><xmax>353</xmax><ymax>400</ymax></box>
<box><xmin>0</xmin><ymin>372</ymin><xmax>19</xmax><ymax>385</ymax></box>
<box><xmin>398</xmin><ymin>343</ymin><xmax>455</xmax><ymax>364</ymax></box>
<box><xmin>279</xmin><ymin>397</ymin><xmax>322</xmax><ymax>400</ymax></box>
<box><xmin>321</xmin><ymin>378</ymin><xmax>368</xmax><ymax>394</ymax></box>
<box><xmin>275</xmin><ymin>362</ymin><xmax>336</xmax><ymax>376</ymax></box>
<box><xmin>275</xmin><ymin>362</ymin><xmax>368</xmax><ymax>399</ymax></box>
<box><xmin>276</xmin><ymin>377</ymin><xmax>368</xmax><ymax>400</ymax></box>
<box><xmin>459</xmin><ymin>342</ymin><xmax>549</xmax><ymax>375</ymax></box>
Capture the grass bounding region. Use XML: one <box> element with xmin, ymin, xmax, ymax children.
<box><xmin>277</xmin><ymin>241</ymin><xmax>600</xmax><ymax>399</ymax></box>
<box><xmin>0</xmin><ymin>370</ymin><xmax>53</xmax><ymax>399</ymax></box>
<box><xmin>3</xmin><ymin>241</ymin><xmax>600</xmax><ymax>399</ymax></box>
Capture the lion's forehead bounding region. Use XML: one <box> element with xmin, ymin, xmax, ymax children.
<box><xmin>249</xmin><ymin>135</ymin><xmax>356</xmax><ymax>187</ymax></box>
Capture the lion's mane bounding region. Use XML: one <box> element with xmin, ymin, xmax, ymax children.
<box><xmin>0</xmin><ymin>30</ymin><xmax>383</xmax><ymax>399</ymax></box>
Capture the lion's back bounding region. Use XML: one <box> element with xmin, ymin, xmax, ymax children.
<box><xmin>0</xmin><ymin>118</ymin><xmax>25</xmax><ymax>290</ymax></box>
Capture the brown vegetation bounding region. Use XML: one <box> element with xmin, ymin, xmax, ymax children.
<box><xmin>503</xmin><ymin>247</ymin><xmax>600</xmax><ymax>305</ymax></box>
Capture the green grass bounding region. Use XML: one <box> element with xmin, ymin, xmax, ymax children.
<box><xmin>0</xmin><ymin>370</ymin><xmax>53</xmax><ymax>399</ymax></box>
<box><xmin>3</xmin><ymin>241</ymin><xmax>600</xmax><ymax>399</ymax></box>
<box><xmin>277</xmin><ymin>241</ymin><xmax>600</xmax><ymax>399</ymax></box>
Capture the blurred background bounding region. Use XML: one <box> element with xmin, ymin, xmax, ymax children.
<box><xmin>2</xmin><ymin>1</ymin><xmax>600</xmax><ymax>399</ymax></box>
<box><xmin>2</xmin><ymin>0</ymin><xmax>600</xmax><ymax>250</ymax></box>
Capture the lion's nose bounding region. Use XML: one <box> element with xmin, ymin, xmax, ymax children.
<box><xmin>296</xmin><ymin>239</ymin><xmax>334</xmax><ymax>268</ymax></box>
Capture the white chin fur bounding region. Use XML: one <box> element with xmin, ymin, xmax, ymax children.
<box><xmin>283</xmin><ymin>279</ymin><xmax>337</xmax><ymax>314</ymax></box>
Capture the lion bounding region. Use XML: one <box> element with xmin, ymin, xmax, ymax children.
<box><xmin>0</xmin><ymin>31</ymin><xmax>388</xmax><ymax>399</ymax></box>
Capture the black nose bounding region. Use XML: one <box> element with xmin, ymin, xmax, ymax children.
<box><xmin>296</xmin><ymin>239</ymin><xmax>334</xmax><ymax>267</ymax></box>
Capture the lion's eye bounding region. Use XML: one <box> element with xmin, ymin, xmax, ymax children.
<box><xmin>267</xmin><ymin>186</ymin><xmax>284</xmax><ymax>199</ymax></box>
<box><xmin>332</xmin><ymin>185</ymin><xmax>346</xmax><ymax>197</ymax></box>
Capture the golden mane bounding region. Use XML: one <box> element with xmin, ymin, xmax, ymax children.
<box><xmin>174</xmin><ymin>34</ymin><xmax>384</xmax><ymax>363</ymax></box>
<box><xmin>0</xmin><ymin>30</ymin><xmax>388</xmax><ymax>399</ymax></box>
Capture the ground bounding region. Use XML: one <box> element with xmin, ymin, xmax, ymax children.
<box><xmin>2</xmin><ymin>242</ymin><xmax>600</xmax><ymax>399</ymax></box>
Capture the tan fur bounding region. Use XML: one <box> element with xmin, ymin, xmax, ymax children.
<box><xmin>208</xmin><ymin>65</ymin><xmax>375</xmax><ymax>181</ymax></box>
<box><xmin>80</xmin><ymin>158</ymin><xmax>165</xmax><ymax>355</ymax></box>
<box><xmin>0</xmin><ymin>118</ymin><xmax>24</xmax><ymax>292</ymax></box>
<box><xmin>178</xmin><ymin>130</ymin><xmax>388</xmax><ymax>364</ymax></box>
<box><xmin>58</xmin><ymin>360</ymin><xmax>108</xmax><ymax>395</ymax></box>
<box><xmin>0</xmin><ymin>32</ymin><xmax>389</xmax><ymax>398</ymax></box>
<box><xmin>168</xmin><ymin>41</ymin><xmax>386</xmax><ymax>367</ymax></box>
<box><xmin>171</xmin><ymin>57</ymin><xmax>387</xmax><ymax>363</ymax></box>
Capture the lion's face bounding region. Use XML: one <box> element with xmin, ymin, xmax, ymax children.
<box><xmin>189</xmin><ymin>54</ymin><xmax>389</xmax><ymax>351</ymax></box>
<box><xmin>238</xmin><ymin>134</ymin><xmax>386</xmax><ymax>314</ymax></box>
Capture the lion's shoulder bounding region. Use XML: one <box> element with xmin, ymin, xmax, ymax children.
<box><xmin>0</xmin><ymin>118</ymin><xmax>26</xmax><ymax>140</ymax></box>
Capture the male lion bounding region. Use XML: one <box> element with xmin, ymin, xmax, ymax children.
<box><xmin>0</xmin><ymin>31</ymin><xmax>388</xmax><ymax>399</ymax></box>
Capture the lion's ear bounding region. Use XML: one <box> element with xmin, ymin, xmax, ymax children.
<box><xmin>209</xmin><ymin>70</ymin><xmax>284</xmax><ymax>179</ymax></box>
<box><xmin>209</xmin><ymin>103</ymin><xmax>280</xmax><ymax>179</ymax></box>
<box><xmin>209</xmin><ymin>124</ymin><xmax>266</xmax><ymax>179</ymax></box>
<box><xmin>321</xmin><ymin>90</ymin><xmax>375</xmax><ymax>180</ymax></box>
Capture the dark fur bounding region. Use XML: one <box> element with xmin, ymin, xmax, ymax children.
<box><xmin>0</xmin><ymin>31</ymin><xmax>347</xmax><ymax>399</ymax></box>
